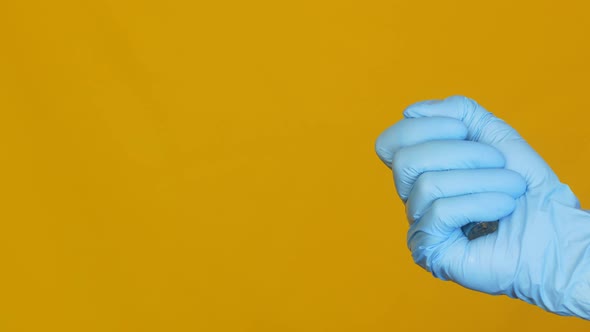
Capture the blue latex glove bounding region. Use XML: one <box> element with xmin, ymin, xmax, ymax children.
<box><xmin>375</xmin><ymin>96</ymin><xmax>590</xmax><ymax>319</ymax></box>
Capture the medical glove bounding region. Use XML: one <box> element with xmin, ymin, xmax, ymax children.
<box><xmin>375</xmin><ymin>96</ymin><xmax>590</xmax><ymax>319</ymax></box>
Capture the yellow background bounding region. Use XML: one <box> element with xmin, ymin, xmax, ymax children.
<box><xmin>1</xmin><ymin>0</ymin><xmax>589</xmax><ymax>331</ymax></box>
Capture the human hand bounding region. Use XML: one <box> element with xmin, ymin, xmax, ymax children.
<box><xmin>375</xmin><ymin>96</ymin><xmax>590</xmax><ymax>319</ymax></box>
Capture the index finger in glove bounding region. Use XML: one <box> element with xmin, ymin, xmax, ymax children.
<box><xmin>407</xmin><ymin>192</ymin><xmax>517</xmax><ymax>276</ymax></box>
<box><xmin>375</xmin><ymin>116</ymin><xmax>468</xmax><ymax>168</ymax></box>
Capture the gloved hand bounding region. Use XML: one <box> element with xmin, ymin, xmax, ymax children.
<box><xmin>375</xmin><ymin>96</ymin><xmax>590</xmax><ymax>319</ymax></box>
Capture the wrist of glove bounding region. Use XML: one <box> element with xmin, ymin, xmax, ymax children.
<box><xmin>512</xmin><ymin>200</ymin><xmax>590</xmax><ymax>318</ymax></box>
<box><xmin>375</xmin><ymin>96</ymin><xmax>590</xmax><ymax>319</ymax></box>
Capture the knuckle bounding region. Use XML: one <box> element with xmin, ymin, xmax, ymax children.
<box><xmin>429</xmin><ymin>199</ymin><xmax>446</xmax><ymax>217</ymax></box>
<box><xmin>391</xmin><ymin>148</ymin><xmax>407</xmax><ymax>175</ymax></box>
<box><xmin>413</xmin><ymin>172</ymin><xmax>434</xmax><ymax>197</ymax></box>
<box><xmin>458</xmin><ymin>95</ymin><xmax>478</xmax><ymax>109</ymax></box>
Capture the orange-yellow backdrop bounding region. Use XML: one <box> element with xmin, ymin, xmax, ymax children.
<box><xmin>1</xmin><ymin>0</ymin><xmax>589</xmax><ymax>331</ymax></box>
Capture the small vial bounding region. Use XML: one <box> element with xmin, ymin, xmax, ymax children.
<box><xmin>461</xmin><ymin>221</ymin><xmax>498</xmax><ymax>240</ymax></box>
